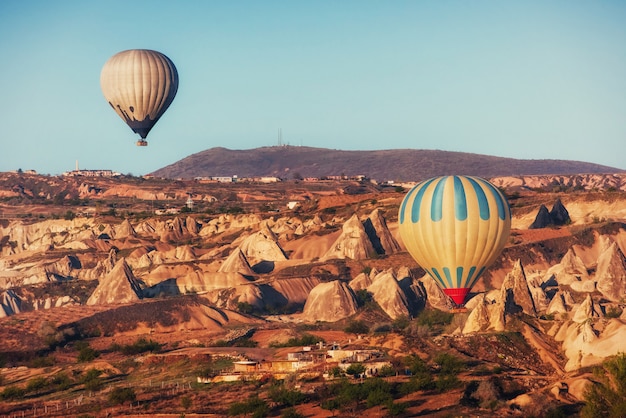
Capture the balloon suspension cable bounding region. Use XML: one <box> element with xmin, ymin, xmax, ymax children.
<box><xmin>136</xmin><ymin>139</ymin><xmax>148</xmax><ymax>146</ymax></box>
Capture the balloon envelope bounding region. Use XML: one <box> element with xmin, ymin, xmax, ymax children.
<box><xmin>100</xmin><ymin>49</ymin><xmax>178</xmax><ymax>145</ymax></box>
<box><xmin>398</xmin><ymin>176</ymin><xmax>511</xmax><ymax>305</ymax></box>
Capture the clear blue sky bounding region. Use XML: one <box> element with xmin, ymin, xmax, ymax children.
<box><xmin>1</xmin><ymin>1</ymin><xmax>625</xmax><ymax>175</ymax></box>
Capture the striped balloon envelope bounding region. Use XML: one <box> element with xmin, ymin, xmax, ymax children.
<box><xmin>398</xmin><ymin>175</ymin><xmax>511</xmax><ymax>305</ymax></box>
<box><xmin>101</xmin><ymin>49</ymin><xmax>179</xmax><ymax>146</ymax></box>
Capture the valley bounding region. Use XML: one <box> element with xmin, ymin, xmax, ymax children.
<box><xmin>0</xmin><ymin>171</ymin><xmax>625</xmax><ymax>417</ymax></box>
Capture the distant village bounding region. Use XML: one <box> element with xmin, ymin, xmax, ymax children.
<box><xmin>191</xmin><ymin>340</ymin><xmax>391</xmax><ymax>384</ymax></box>
<box><xmin>17</xmin><ymin>165</ymin><xmax>379</xmax><ymax>184</ymax></box>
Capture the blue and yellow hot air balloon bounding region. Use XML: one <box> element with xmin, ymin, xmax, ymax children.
<box><xmin>398</xmin><ymin>175</ymin><xmax>511</xmax><ymax>305</ymax></box>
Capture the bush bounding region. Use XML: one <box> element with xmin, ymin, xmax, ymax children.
<box><xmin>344</xmin><ymin>320</ymin><xmax>369</xmax><ymax>335</ymax></box>
<box><xmin>181</xmin><ymin>395</ymin><xmax>192</xmax><ymax>410</ymax></box>
<box><xmin>366</xmin><ymin>387</ymin><xmax>393</xmax><ymax>408</ymax></box>
<box><xmin>392</xmin><ymin>316</ymin><xmax>410</xmax><ymax>331</ymax></box>
<box><xmin>416</xmin><ymin>309</ymin><xmax>454</xmax><ymax>328</ymax></box>
<box><xmin>82</xmin><ymin>369</ymin><xmax>104</xmax><ymax>392</ymax></box>
<box><xmin>606</xmin><ymin>306</ymin><xmax>623</xmax><ymax>319</ymax></box>
<box><xmin>354</xmin><ymin>289</ymin><xmax>373</xmax><ymax>307</ymax></box>
<box><xmin>400</xmin><ymin>374</ymin><xmax>434</xmax><ymax>394</ymax></box>
<box><xmin>280</xmin><ymin>407</ymin><xmax>304</xmax><ymax>418</ymax></box>
<box><xmin>76</xmin><ymin>342</ymin><xmax>100</xmax><ymax>363</ymax></box>
<box><xmin>114</xmin><ymin>338</ymin><xmax>163</xmax><ymax>355</ymax></box>
<box><xmin>346</xmin><ymin>363</ymin><xmax>366</xmax><ymax>377</ymax></box>
<box><xmin>51</xmin><ymin>372</ymin><xmax>72</xmax><ymax>390</ymax></box>
<box><xmin>435</xmin><ymin>374</ymin><xmax>461</xmax><ymax>392</ymax></box>
<box><xmin>270</xmin><ymin>333</ymin><xmax>322</xmax><ymax>348</ymax></box>
<box><xmin>26</xmin><ymin>376</ymin><xmax>48</xmax><ymax>392</ymax></box>
<box><xmin>404</xmin><ymin>354</ymin><xmax>429</xmax><ymax>375</ymax></box>
<box><xmin>434</xmin><ymin>353</ymin><xmax>465</xmax><ymax>375</ymax></box>
<box><xmin>1</xmin><ymin>385</ymin><xmax>26</xmax><ymax>400</ymax></box>
<box><xmin>228</xmin><ymin>395</ymin><xmax>269</xmax><ymax>417</ymax></box>
<box><xmin>109</xmin><ymin>387</ymin><xmax>136</xmax><ymax>405</ymax></box>
<box><xmin>581</xmin><ymin>353</ymin><xmax>626</xmax><ymax>418</ymax></box>
<box><xmin>378</xmin><ymin>364</ymin><xmax>396</xmax><ymax>377</ymax></box>
<box><xmin>386</xmin><ymin>401</ymin><xmax>408</xmax><ymax>416</ymax></box>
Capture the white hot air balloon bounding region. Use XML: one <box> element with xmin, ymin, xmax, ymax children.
<box><xmin>100</xmin><ymin>49</ymin><xmax>179</xmax><ymax>146</ymax></box>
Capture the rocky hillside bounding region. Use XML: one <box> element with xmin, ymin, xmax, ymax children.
<box><xmin>1</xmin><ymin>173</ymin><xmax>626</xmax><ymax>416</ymax></box>
<box><xmin>150</xmin><ymin>146</ymin><xmax>623</xmax><ymax>181</ymax></box>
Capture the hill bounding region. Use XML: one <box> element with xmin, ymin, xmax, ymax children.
<box><xmin>151</xmin><ymin>146</ymin><xmax>622</xmax><ymax>181</ymax></box>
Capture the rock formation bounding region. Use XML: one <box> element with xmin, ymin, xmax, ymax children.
<box><xmin>0</xmin><ymin>289</ymin><xmax>22</xmax><ymax>317</ymax></box>
<box><xmin>595</xmin><ymin>241</ymin><xmax>626</xmax><ymax>302</ymax></box>
<box><xmin>543</xmin><ymin>248</ymin><xmax>589</xmax><ymax>286</ymax></box>
<box><xmin>349</xmin><ymin>271</ymin><xmax>373</xmax><ymax>291</ymax></box>
<box><xmin>572</xmin><ymin>294</ymin><xmax>601</xmax><ymax>323</ymax></box>
<box><xmin>367</xmin><ymin>269</ymin><xmax>410</xmax><ymax>319</ymax></box>
<box><xmin>419</xmin><ymin>274</ymin><xmax>454</xmax><ymax>311</ymax></box>
<box><xmin>529</xmin><ymin>205</ymin><xmax>552</xmax><ymax>229</ymax></box>
<box><xmin>363</xmin><ymin>209</ymin><xmax>401</xmax><ymax>255</ymax></box>
<box><xmin>549</xmin><ymin>199</ymin><xmax>570</xmax><ymax>226</ymax></box>
<box><xmin>321</xmin><ymin>214</ymin><xmax>377</xmax><ymax>261</ymax></box>
<box><xmin>302</xmin><ymin>281</ymin><xmax>358</xmax><ymax>322</ymax></box>
<box><xmin>529</xmin><ymin>199</ymin><xmax>570</xmax><ymax>229</ymax></box>
<box><xmin>115</xmin><ymin>219</ymin><xmax>136</xmax><ymax>238</ymax></box>
<box><xmin>238</xmin><ymin>223</ymin><xmax>288</xmax><ymax>265</ymax></box>
<box><xmin>86</xmin><ymin>259</ymin><xmax>143</xmax><ymax>305</ymax></box>
<box><xmin>501</xmin><ymin>260</ymin><xmax>537</xmax><ymax>316</ymax></box>
<box><xmin>219</xmin><ymin>248</ymin><xmax>255</xmax><ymax>276</ymax></box>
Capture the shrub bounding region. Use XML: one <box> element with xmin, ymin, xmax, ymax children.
<box><xmin>1</xmin><ymin>385</ymin><xmax>26</xmax><ymax>400</ymax></box>
<box><xmin>416</xmin><ymin>309</ymin><xmax>454</xmax><ymax>328</ymax></box>
<box><xmin>108</xmin><ymin>387</ymin><xmax>136</xmax><ymax>405</ymax></box>
<box><xmin>400</xmin><ymin>374</ymin><xmax>434</xmax><ymax>394</ymax></box>
<box><xmin>366</xmin><ymin>388</ymin><xmax>393</xmax><ymax>408</ymax></box>
<box><xmin>280</xmin><ymin>407</ymin><xmax>304</xmax><ymax>418</ymax></box>
<box><xmin>606</xmin><ymin>306</ymin><xmax>623</xmax><ymax>319</ymax></box>
<box><xmin>268</xmin><ymin>385</ymin><xmax>307</xmax><ymax>407</ymax></box>
<box><xmin>404</xmin><ymin>354</ymin><xmax>429</xmax><ymax>375</ymax></box>
<box><xmin>82</xmin><ymin>369</ymin><xmax>104</xmax><ymax>392</ymax></box>
<box><xmin>581</xmin><ymin>353</ymin><xmax>626</xmax><ymax>418</ymax></box>
<box><xmin>378</xmin><ymin>364</ymin><xmax>396</xmax><ymax>377</ymax></box>
<box><xmin>228</xmin><ymin>395</ymin><xmax>269</xmax><ymax>417</ymax></box>
<box><xmin>268</xmin><ymin>333</ymin><xmax>323</xmax><ymax>348</ymax></box>
<box><xmin>434</xmin><ymin>353</ymin><xmax>465</xmax><ymax>375</ymax></box>
<box><xmin>354</xmin><ymin>289</ymin><xmax>374</xmax><ymax>307</ymax></box>
<box><xmin>51</xmin><ymin>372</ymin><xmax>72</xmax><ymax>390</ymax></box>
<box><xmin>435</xmin><ymin>374</ymin><xmax>461</xmax><ymax>392</ymax></box>
<box><xmin>392</xmin><ymin>316</ymin><xmax>410</xmax><ymax>331</ymax></box>
<box><xmin>344</xmin><ymin>320</ymin><xmax>369</xmax><ymax>335</ymax></box>
<box><xmin>181</xmin><ymin>395</ymin><xmax>192</xmax><ymax>410</ymax></box>
<box><xmin>26</xmin><ymin>376</ymin><xmax>48</xmax><ymax>392</ymax></box>
<box><xmin>320</xmin><ymin>398</ymin><xmax>341</xmax><ymax>413</ymax></box>
<box><xmin>118</xmin><ymin>338</ymin><xmax>163</xmax><ymax>355</ymax></box>
<box><xmin>386</xmin><ymin>401</ymin><xmax>408</xmax><ymax>416</ymax></box>
<box><xmin>76</xmin><ymin>342</ymin><xmax>100</xmax><ymax>363</ymax></box>
<box><xmin>346</xmin><ymin>363</ymin><xmax>366</xmax><ymax>377</ymax></box>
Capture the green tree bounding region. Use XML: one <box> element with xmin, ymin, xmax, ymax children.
<box><xmin>581</xmin><ymin>353</ymin><xmax>626</xmax><ymax>418</ymax></box>
<box><xmin>82</xmin><ymin>369</ymin><xmax>104</xmax><ymax>392</ymax></box>
<box><xmin>434</xmin><ymin>352</ymin><xmax>465</xmax><ymax>375</ymax></box>
<box><xmin>346</xmin><ymin>363</ymin><xmax>366</xmax><ymax>377</ymax></box>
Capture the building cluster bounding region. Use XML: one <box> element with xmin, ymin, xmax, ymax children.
<box><xmin>194</xmin><ymin>176</ymin><xmax>281</xmax><ymax>183</ymax></box>
<box><xmin>194</xmin><ymin>175</ymin><xmax>370</xmax><ymax>183</ymax></box>
<box><xmin>197</xmin><ymin>342</ymin><xmax>390</xmax><ymax>384</ymax></box>
<box><xmin>62</xmin><ymin>169</ymin><xmax>121</xmax><ymax>178</ymax></box>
